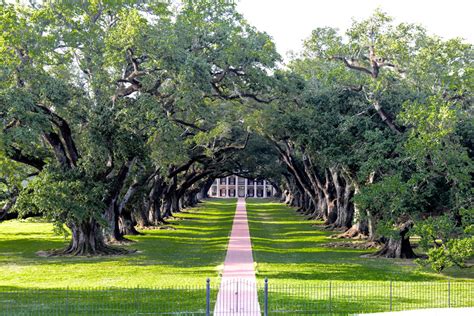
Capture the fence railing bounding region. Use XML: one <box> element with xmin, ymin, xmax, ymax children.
<box><xmin>257</xmin><ymin>279</ymin><xmax>473</xmax><ymax>315</ymax></box>
<box><xmin>0</xmin><ymin>279</ymin><xmax>472</xmax><ymax>315</ymax></box>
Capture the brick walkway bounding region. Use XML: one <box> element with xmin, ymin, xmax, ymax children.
<box><xmin>214</xmin><ymin>198</ymin><xmax>260</xmax><ymax>315</ymax></box>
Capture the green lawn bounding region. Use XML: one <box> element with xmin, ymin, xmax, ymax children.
<box><xmin>246</xmin><ymin>198</ymin><xmax>473</xmax><ymax>314</ymax></box>
<box><xmin>0</xmin><ymin>199</ymin><xmax>236</xmax><ymax>315</ymax></box>
<box><xmin>0</xmin><ymin>198</ymin><xmax>472</xmax><ymax>315</ymax></box>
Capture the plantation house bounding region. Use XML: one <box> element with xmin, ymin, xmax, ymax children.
<box><xmin>208</xmin><ymin>176</ymin><xmax>276</xmax><ymax>198</ymax></box>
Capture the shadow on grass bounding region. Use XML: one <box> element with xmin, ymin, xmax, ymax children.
<box><xmin>0</xmin><ymin>199</ymin><xmax>236</xmax><ymax>287</ymax></box>
<box><xmin>245</xmin><ymin>200</ymin><xmax>466</xmax><ymax>282</ymax></box>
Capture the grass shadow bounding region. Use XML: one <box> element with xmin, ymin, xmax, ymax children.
<box><xmin>246</xmin><ymin>200</ymin><xmax>472</xmax><ymax>282</ymax></box>
<box><xmin>0</xmin><ymin>199</ymin><xmax>237</xmax><ymax>288</ymax></box>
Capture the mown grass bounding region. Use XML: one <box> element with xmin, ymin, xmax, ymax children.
<box><xmin>0</xmin><ymin>199</ymin><xmax>236</xmax><ymax>315</ymax></box>
<box><xmin>1</xmin><ymin>198</ymin><xmax>472</xmax><ymax>315</ymax></box>
<box><xmin>247</xmin><ymin>198</ymin><xmax>473</xmax><ymax>314</ymax></box>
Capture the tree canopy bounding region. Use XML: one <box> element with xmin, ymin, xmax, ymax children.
<box><xmin>1</xmin><ymin>1</ymin><xmax>472</xmax><ymax>272</ymax></box>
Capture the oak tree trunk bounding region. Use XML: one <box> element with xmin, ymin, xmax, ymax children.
<box><xmin>0</xmin><ymin>192</ymin><xmax>18</xmax><ymax>221</ymax></box>
<box><xmin>50</xmin><ymin>219</ymin><xmax>129</xmax><ymax>256</ymax></box>
<box><xmin>333</xmin><ymin>179</ymin><xmax>354</xmax><ymax>229</ymax></box>
<box><xmin>197</xmin><ymin>178</ymin><xmax>214</xmax><ymax>200</ymax></box>
<box><xmin>325</xmin><ymin>199</ymin><xmax>337</xmax><ymax>225</ymax></box>
<box><xmin>103</xmin><ymin>159</ymin><xmax>136</xmax><ymax>243</ymax></box>
<box><xmin>372</xmin><ymin>220</ymin><xmax>417</xmax><ymax>259</ymax></box>
<box><xmin>119</xmin><ymin>208</ymin><xmax>141</xmax><ymax>236</ymax></box>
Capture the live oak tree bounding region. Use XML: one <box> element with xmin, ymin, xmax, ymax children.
<box><xmin>269</xmin><ymin>10</ymin><xmax>473</xmax><ymax>262</ymax></box>
<box><xmin>1</xmin><ymin>2</ymin><xmax>471</xmax><ymax>270</ymax></box>
<box><xmin>247</xmin><ymin>10</ymin><xmax>472</xmax><ymax>264</ymax></box>
<box><xmin>1</xmin><ymin>0</ymin><xmax>164</xmax><ymax>254</ymax></box>
<box><xmin>1</xmin><ymin>0</ymin><xmax>278</xmax><ymax>255</ymax></box>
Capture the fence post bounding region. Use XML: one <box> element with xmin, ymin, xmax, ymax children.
<box><xmin>264</xmin><ymin>278</ymin><xmax>268</xmax><ymax>316</ymax></box>
<box><xmin>389</xmin><ymin>281</ymin><xmax>393</xmax><ymax>311</ymax></box>
<box><xmin>206</xmin><ymin>278</ymin><xmax>211</xmax><ymax>316</ymax></box>
<box><xmin>329</xmin><ymin>281</ymin><xmax>332</xmax><ymax>314</ymax></box>
<box><xmin>65</xmin><ymin>286</ymin><xmax>69</xmax><ymax>316</ymax></box>
<box><xmin>448</xmin><ymin>278</ymin><xmax>451</xmax><ymax>308</ymax></box>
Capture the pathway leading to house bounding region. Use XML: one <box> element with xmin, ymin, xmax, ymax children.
<box><xmin>214</xmin><ymin>198</ymin><xmax>260</xmax><ymax>315</ymax></box>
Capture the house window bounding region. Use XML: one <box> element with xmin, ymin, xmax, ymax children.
<box><xmin>228</xmin><ymin>176</ymin><xmax>236</xmax><ymax>185</ymax></box>
<box><xmin>256</xmin><ymin>179</ymin><xmax>264</xmax><ymax>185</ymax></box>
<box><xmin>247</xmin><ymin>179</ymin><xmax>254</xmax><ymax>185</ymax></box>
<box><xmin>238</xmin><ymin>177</ymin><xmax>245</xmax><ymax>185</ymax></box>
<box><xmin>220</xmin><ymin>178</ymin><xmax>226</xmax><ymax>185</ymax></box>
<box><xmin>211</xmin><ymin>186</ymin><xmax>217</xmax><ymax>196</ymax></box>
<box><xmin>219</xmin><ymin>188</ymin><xmax>226</xmax><ymax>197</ymax></box>
<box><xmin>228</xmin><ymin>188</ymin><xmax>236</xmax><ymax>197</ymax></box>
<box><xmin>257</xmin><ymin>188</ymin><xmax>263</xmax><ymax>197</ymax></box>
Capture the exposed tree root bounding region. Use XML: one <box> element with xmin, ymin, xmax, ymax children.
<box><xmin>370</xmin><ymin>221</ymin><xmax>417</xmax><ymax>259</ymax></box>
<box><xmin>165</xmin><ymin>216</ymin><xmax>183</xmax><ymax>221</ymax></box>
<box><xmin>371</xmin><ymin>240</ymin><xmax>417</xmax><ymax>259</ymax></box>
<box><xmin>121</xmin><ymin>227</ymin><xmax>144</xmax><ymax>236</ymax></box>
<box><xmin>107</xmin><ymin>237</ymin><xmax>136</xmax><ymax>245</ymax></box>
<box><xmin>137</xmin><ymin>224</ymin><xmax>177</xmax><ymax>231</ymax></box>
<box><xmin>333</xmin><ymin>226</ymin><xmax>369</xmax><ymax>239</ymax></box>
<box><xmin>157</xmin><ymin>225</ymin><xmax>177</xmax><ymax>230</ymax></box>
<box><xmin>325</xmin><ymin>241</ymin><xmax>380</xmax><ymax>250</ymax></box>
<box><xmin>37</xmin><ymin>244</ymin><xmax>134</xmax><ymax>257</ymax></box>
<box><xmin>307</xmin><ymin>213</ymin><xmax>324</xmax><ymax>221</ymax></box>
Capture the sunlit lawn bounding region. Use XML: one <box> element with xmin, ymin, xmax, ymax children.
<box><xmin>0</xmin><ymin>198</ymin><xmax>472</xmax><ymax>315</ymax></box>
<box><xmin>0</xmin><ymin>199</ymin><xmax>236</xmax><ymax>315</ymax></box>
<box><xmin>247</xmin><ymin>199</ymin><xmax>473</xmax><ymax>314</ymax></box>
<box><xmin>0</xmin><ymin>199</ymin><xmax>236</xmax><ymax>289</ymax></box>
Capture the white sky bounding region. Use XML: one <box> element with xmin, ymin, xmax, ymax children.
<box><xmin>236</xmin><ymin>0</ymin><xmax>474</xmax><ymax>58</ymax></box>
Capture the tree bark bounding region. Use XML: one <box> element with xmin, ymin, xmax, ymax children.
<box><xmin>47</xmin><ymin>219</ymin><xmax>129</xmax><ymax>256</ymax></box>
<box><xmin>273</xmin><ymin>141</ymin><xmax>317</xmax><ymax>211</ymax></box>
<box><xmin>160</xmin><ymin>191</ymin><xmax>174</xmax><ymax>219</ymax></box>
<box><xmin>337</xmin><ymin>181</ymin><xmax>369</xmax><ymax>239</ymax></box>
<box><xmin>134</xmin><ymin>197</ymin><xmax>153</xmax><ymax>228</ymax></box>
<box><xmin>372</xmin><ymin>100</ymin><xmax>401</xmax><ymax>134</ymax></box>
<box><xmin>170</xmin><ymin>192</ymin><xmax>181</xmax><ymax>214</ymax></box>
<box><xmin>119</xmin><ymin>208</ymin><xmax>142</xmax><ymax>236</ymax></box>
<box><xmin>147</xmin><ymin>176</ymin><xmax>166</xmax><ymax>225</ymax></box>
<box><xmin>322</xmin><ymin>170</ymin><xmax>337</xmax><ymax>225</ymax></box>
<box><xmin>372</xmin><ymin>220</ymin><xmax>417</xmax><ymax>258</ymax></box>
<box><xmin>104</xmin><ymin>158</ymin><xmax>136</xmax><ymax>243</ymax></box>
<box><xmin>197</xmin><ymin>178</ymin><xmax>214</xmax><ymax>200</ymax></box>
<box><xmin>0</xmin><ymin>191</ymin><xmax>18</xmax><ymax>221</ymax></box>
<box><xmin>332</xmin><ymin>169</ymin><xmax>354</xmax><ymax>229</ymax></box>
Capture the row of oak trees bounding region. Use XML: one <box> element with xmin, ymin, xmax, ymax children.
<box><xmin>1</xmin><ymin>1</ymin><xmax>472</xmax><ymax>271</ymax></box>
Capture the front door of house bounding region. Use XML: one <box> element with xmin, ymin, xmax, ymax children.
<box><xmin>238</xmin><ymin>186</ymin><xmax>245</xmax><ymax>197</ymax></box>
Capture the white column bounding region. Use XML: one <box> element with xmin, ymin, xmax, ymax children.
<box><xmin>263</xmin><ymin>180</ymin><xmax>267</xmax><ymax>198</ymax></box>
<box><xmin>235</xmin><ymin>176</ymin><xmax>238</xmax><ymax>197</ymax></box>
<box><xmin>244</xmin><ymin>178</ymin><xmax>248</xmax><ymax>197</ymax></box>
<box><xmin>254</xmin><ymin>180</ymin><xmax>257</xmax><ymax>197</ymax></box>
<box><xmin>216</xmin><ymin>179</ymin><xmax>220</xmax><ymax>197</ymax></box>
<box><xmin>226</xmin><ymin>177</ymin><xmax>229</xmax><ymax>198</ymax></box>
